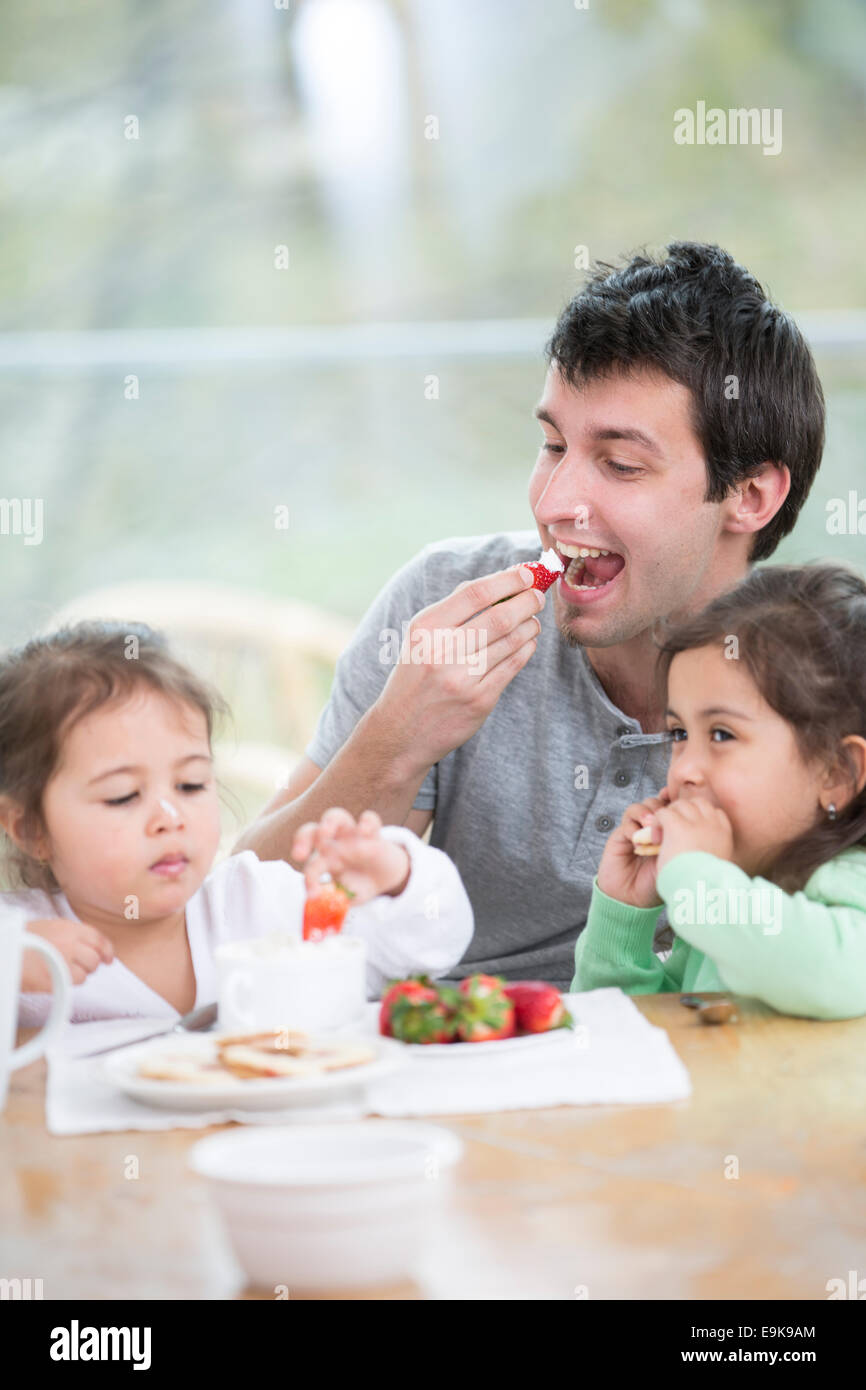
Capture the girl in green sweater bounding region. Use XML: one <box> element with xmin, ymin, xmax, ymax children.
<box><xmin>572</xmin><ymin>562</ymin><xmax>866</xmax><ymax>1019</ymax></box>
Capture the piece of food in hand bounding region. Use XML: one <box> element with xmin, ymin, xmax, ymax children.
<box><xmin>455</xmin><ymin>973</ymin><xmax>516</xmax><ymax>1042</ymax></box>
<box><xmin>379</xmin><ymin>976</ymin><xmax>459</xmax><ymax>1044</ymax></box>
<box><xmin>631</xmin><ymin>825</ymin><xmax>661</xmax><ymax>857</ymax></box>
<box><xmin>494</xmin><ymin>548</ymin><xmax>564</xmax><ymax>605</ymax></box>
<box><xmin>525</xmin><ymin>548</ymin><xmax>564</xmax><ymax>592</ymax></box>
<box><xmin>503</xmin><ymin>981</ymin><xmax>572</xmax><ymax>1034</ymax></box>
<box><xmin>302</xmin><ymin>879</ymin><xmax>354</xmax><ymax>940</ymax></box>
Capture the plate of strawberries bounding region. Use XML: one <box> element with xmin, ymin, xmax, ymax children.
<box><xmin>379</xmin><ymin>973</ymin><xmax>575</xmax><ymax>1055</ymax></box>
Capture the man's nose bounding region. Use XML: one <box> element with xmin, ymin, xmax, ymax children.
<box><xmin>534</xmin><ymin>451</ymin><xmax>596</xmax><ymax>528</ymax></box>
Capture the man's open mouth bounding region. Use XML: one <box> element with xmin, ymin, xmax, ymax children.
<box><xmin>554</xmin><ymin>542</ymin><xmax>626</xmax><ymax>592</ymax></box>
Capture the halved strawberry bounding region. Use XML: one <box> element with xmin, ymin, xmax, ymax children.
<box><xmin>379</xmin><ymin>976</ymin><xmax>459</xmax><ymax>1044</ymax></box>
<box><xmin>503</xmin><ymin>981</ymin><xmax>572</xmax><ymax>1034</ymax></box>
<box><xmin>524</xmin><ymin>549</ymin><xmax>564</xmax><ymax>593</ymax></box>
<box><xmin>302</xmin><ymin>881</ymin><xmax>353</xmax><ymax>941</ymax></box>
<box><xmin>455</xmin><ymin>973</ymin><xmax>516</xmax><ymax>1042</ymax></box>
<box><xmin>493</xmin><ymin>549</ymin><xmax>563</xmax><ymax>606</ymax></box>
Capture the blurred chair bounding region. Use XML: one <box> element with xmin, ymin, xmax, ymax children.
<box><xmin>47</xmin><ymin>582</ymin><xmax>356</xmax><ymax>852</ymax></box>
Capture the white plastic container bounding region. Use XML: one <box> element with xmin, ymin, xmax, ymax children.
<box><xmin>189</xmin><ymin>1121</ymin><xmax>463</xmax><ymax>1290</ymax></box>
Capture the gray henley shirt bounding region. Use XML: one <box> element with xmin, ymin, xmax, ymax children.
<box><xmin>306</xmin><ymin>529</ymin><xmax>674</xmax><ymax>991</ymax></box>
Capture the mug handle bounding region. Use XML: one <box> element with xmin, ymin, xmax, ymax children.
<box><xmin>224</xmin><ymin>969</ymin><xmax>254</xmax><ymax>1029</ymax></box>
<box><xmin>12</xmin><ymin>935</ymin><xmax>72</xmax><ymax>1069</ymax></box>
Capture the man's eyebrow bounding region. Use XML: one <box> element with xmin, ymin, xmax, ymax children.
<box><xmin>533</xmin><ymin>406</ymin><xmax>561</xmax><ymax>431</ymax></box>
<box><xmin>589</xmin><ymin>425</ymin><xmax>662</xmax><ymax>457</ymax></box>
<box><xmin>533</xmin><ymin>410</ymin><xmax>664</xmax><ymax>458</ymax></box>
<box><xmin>665</xmin><ymin>707</ymin><xmax>754</xmax><ymax>721</ymax></box>
<box><xmin>87</xmin><ymin>753</ymin><xmax>212</xmax><ymax>786</ymax></box>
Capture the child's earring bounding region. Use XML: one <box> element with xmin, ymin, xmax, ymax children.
<box><xmin>826</xmin><ymin>802</ymin><xmax>837</xmax><ymax>821</ymax></box>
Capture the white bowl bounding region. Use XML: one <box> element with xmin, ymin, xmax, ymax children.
<box><xmin>189</xmin><ymin>1121</ymin><xmax>463</xmax><ymax>1290</ymax></box>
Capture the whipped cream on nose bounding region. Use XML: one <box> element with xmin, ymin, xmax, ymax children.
<box><xmin>159</xmin><ymin>798</ymin><xmax>181</xmax><ymax>821</ymax></box>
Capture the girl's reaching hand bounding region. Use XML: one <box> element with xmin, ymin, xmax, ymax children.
<box><xmin>291</xmin><ymin>807</ymin><xmax>411</xmax><ymax>905</ymax></box>
<box><xmin>22</xmin><ymin>918</ymin><xmax>114</xmax><ymax>991</ymax></box>
<box><xmin>596</xmin><ymin>787</ymin><xmax>672</xmax><ymax>909</ymax></box>
<box><xmin>654</xmin><ymin>797</ymin><xmax>734</xmax><ymax>874</ymax></box>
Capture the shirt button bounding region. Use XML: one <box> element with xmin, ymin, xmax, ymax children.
<box><xmin>613</xmin><ymin>769</ymin><xmax>631</xmax><ymax>787</ymax></box>
<box><xmin>595</xmin><ymin>814</ymin><xmax>613</xmax><ymax>832</ymax></box>
<box><xmin>616</xmin><ymin>724</ymin><xmax>631</xmax><ymax>738</ymax></box>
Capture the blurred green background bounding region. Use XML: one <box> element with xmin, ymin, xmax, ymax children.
<box><xmin>1</xmin><ymin>0</ymin><xmax>864</xmax><ymax>773</ymax></box>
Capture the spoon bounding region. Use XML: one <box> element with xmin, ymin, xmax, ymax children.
<box><xmin>77</xmin><ymin>1001</ymin><xmax>219</xmax><ymax>1059</ymax></box>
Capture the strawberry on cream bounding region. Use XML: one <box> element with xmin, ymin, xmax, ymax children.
<box><xmin>532</xmin><ymin>547</ymin><xmax>565</xmax><ymax>586</ymax></box>
<box><xmin>494</xmin><ymin>548</ymin><xmax>564</xmax><ymax>606</ymax></box>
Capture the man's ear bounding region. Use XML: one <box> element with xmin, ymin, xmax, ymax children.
<box><xmin>0</xmin><ymin>797</ymin><xmax>49</xmax><ymax>860</ymax></box>
<box><xmin>722</xmin><ymin>461</ymin><xmax>791</xmax><ymax>539</ymax></box>
<box><xmin>820</xmin><ymin>736</ymin><xmax>866</xmax><ymax>812</ymax></box>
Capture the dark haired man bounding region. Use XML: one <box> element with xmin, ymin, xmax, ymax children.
<box><xmin>237</xmin><ymin>242</ymin><xmax>826</xmax><ymax>990</ymax></box>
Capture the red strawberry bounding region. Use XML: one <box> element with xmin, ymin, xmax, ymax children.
<box><xmin>524</xmin><ymin>554</ymin><xmax>563</xmax><ymax>593</ymax></box>
<box><xmin>302</xmin><ymin>881</ymin><xmax>353</xmax><ymax>941</ymax></box>
<box><xmin>455</xmin><ymin>974</ymin><xmax>516</xmax><ymax>1042</ymax></box>
<box><xmin>493</xmin><ymin>551</ymin><xmax>563</xmax><ymax>606</ymax></box>
<box><xmin>503</xmin><ymin>981</ymin><xmax>572</xmax><ymax>1034</ymax></box>
<box><xmin>379</xmin><ymin>976</ymin><xmax>459</xmax><ymax>1044</ymax></box>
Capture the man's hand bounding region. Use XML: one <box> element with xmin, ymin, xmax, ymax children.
<box><xmin>596</xmin><ymin>788</ymin><xmax>672</xmax><ymax>909</ymax></box>
<box><xmin>291</xmin><ymin>807</ymin><xmax>412</xmax><ymax>903</ymax></box>
<box><xmin>372</xmin><ymin>564</ymin><xmax>546</xmax><ymax>777</ymax></box>
<box><xmin>654</xmin><ymin>797</ymin><xmax>734</xmax><ymax>874</ymax></box>
<box><xmin>22</xmin><ymin>919</ymin><xmax>114</xmax><ymax>991</ymax></box>
<box><xmin>233</xmin><ymin>563</ymin><xmax>545</xmax><ymax>869</ymax></box>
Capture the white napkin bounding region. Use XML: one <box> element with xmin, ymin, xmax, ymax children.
<box><xmin>45</xmin><ymin>989</ymin><xmax>690</xmax><ymax>1135</ymax></box>
<box><xmin>365</xmin><ymin>988</ymin><xmax>691</xmax><ymax>1115</ymax></box>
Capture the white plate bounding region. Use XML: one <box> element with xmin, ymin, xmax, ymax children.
<box><xmin>393</xmin><ymin>1020</ymin><xmax>579</xmax><ymax>1059</ymax></box>
<box><xmin>101</xmin><ymin>1032</ymin><xmax>406</xmax><ymax>1112</ymax></box>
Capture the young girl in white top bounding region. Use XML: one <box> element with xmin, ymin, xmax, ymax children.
<box><xmin>1</xmin><ymin>622</ymin><xmax>473</xmax><ymax>1026</ymax></box>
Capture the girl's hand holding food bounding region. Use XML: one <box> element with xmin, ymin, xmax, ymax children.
<box><xmin>654</xmin><ymin>797</ymin><xmax>734</xmax><ymax>874</ymax></box>
<box><xmin>21</xmin><ymin>918</ymin><xmax>114</xmax><ymax>991</ymax></box>
<box><xmin>596</xmin><ymin>788</ymin><xmax>672</xmax><ymax>909</ymax></box>
<box><xmin>291</xmin><ymin>807</ymin><xmax>411</xmax><ymax>905</ymax></box>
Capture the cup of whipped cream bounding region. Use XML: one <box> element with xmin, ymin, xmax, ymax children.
<box><xmin>215</xmin><ymin>933</ymin><xmax>367</xmax><ymax>1034</ymax></box>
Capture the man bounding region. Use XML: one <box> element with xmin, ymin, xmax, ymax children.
<box><xmin>236</xmin><ymin>241</ymin><xmax>825</xmax><ymax>990</ymax></box>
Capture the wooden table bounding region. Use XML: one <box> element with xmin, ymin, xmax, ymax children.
<box><xmin>3</xmin><ymin>994</ymin><xmax>865</xmax><ymax>1300</ymax></box>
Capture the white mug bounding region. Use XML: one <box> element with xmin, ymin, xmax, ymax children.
<box><xmin>1</xmin><ymin>908</ymin><xmax>72</xmax><ymax>1112</ymax></box>
<box><xmin>216</xmin><ymin>934</ymin><xmax>367</xmax><ymax>1034</ymax></box>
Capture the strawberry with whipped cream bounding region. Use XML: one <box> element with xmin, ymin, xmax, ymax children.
<box><xmin>494</xmin><ymin>547</ymin><xmax>564</xmax><ymax>605</ymax></box>
<box><xmin>525</xmin><ymin>547</ymin><xmax>565</xmax><ymax>592</ymax></box>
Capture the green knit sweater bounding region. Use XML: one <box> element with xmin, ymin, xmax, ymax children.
<box><xmin>571</xmin><ymin>847</ymin><xmax>866</xmax><ymax>1020</ymax></box>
